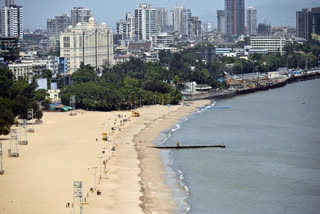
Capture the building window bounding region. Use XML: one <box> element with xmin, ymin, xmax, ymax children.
<box><xmin>63</xmin><ymin>37</ymin><xmax>70</xmax><ymax>48</ymax></box>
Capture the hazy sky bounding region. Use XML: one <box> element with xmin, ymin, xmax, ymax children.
<box><xmin>12</xmin><ymin>0</ymin><xmax>320</xmax><ymax>30</ymax></box>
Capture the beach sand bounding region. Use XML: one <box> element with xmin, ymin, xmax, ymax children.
<box><xmin>0</xmin><ymin>100</ymin><xmax>209</xmax><ymax>214</ymax></box>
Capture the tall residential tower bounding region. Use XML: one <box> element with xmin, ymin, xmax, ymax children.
<box><xmin>71</xmin><ymin>7</ymin><xmax>92</xmax><ymax>26</ymax></box>
<box><xmin>134</xmin><ymin>4</ymin><xmax>156</xmax><ymax>41</ymax></box>
<box><xmin>247</xmin><ymin>6</ymin><xmax>257</xmax><ymax>35</ymax></box>
<box><xmin>217</xmin><ymin>10</ymin><xmax>226</xmax><ymax>34</ymax></box>
<box><xmin>225</xmin><ymin>0</ymin><xmax>245</xmax><ymax>36</ymax></box>
<box><xmin>155</xmin><ymin>8</ymin><xmax>169</xmax><ymax>33</ymax></box>
<box><xmin>296</xmin><ymin>8</ymin><xmax>312</xmax><ymax>40</ymax></box>
<box><xmin>0</xmin><ymin>0</ymin><xmax>23</xmax><ymax>40</ymax></box>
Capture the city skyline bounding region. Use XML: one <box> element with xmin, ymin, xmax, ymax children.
<box><xmin>12</xmin><ymin>0</ymin><xmax>320</xmax><ymax>30</ymax></box>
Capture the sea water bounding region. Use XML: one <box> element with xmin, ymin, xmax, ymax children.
<box><xmin>157</xmin><ymin>79</ymin><xmax>320</xmax><ymax>214</ymax></box>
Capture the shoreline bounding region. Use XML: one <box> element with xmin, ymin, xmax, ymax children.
<box><xmin>0</xmin><ymin>101</ymin><xmax>209</xmax><ymax>214</ymax></box>
<box><xmin>184</xmin><ymin>72</ymin><xmax>320</xmax><ymax>101</ymax></box>
<box><xmin>134</xmin><ymin>100</ymin><xmax>210</xmax><ymax>213</ymax></box>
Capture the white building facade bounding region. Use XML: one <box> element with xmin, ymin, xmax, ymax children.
<box><xmin>9</xmin><ymin>62</ymin><xmax>33</xmax><ymax>80</ymax></box>
<box><xmin>155</xmin><ymin>8</ymin><xmax>168</xmax><ymax>33</ymax></box>
<box><xmin>247</xmin><ymin>6</ymin><xmax>257</xmax><ymax>35</ymax></box>
<box><xmin>248</xmin><ymin>36</ymin><xmax>287</xmax><ymax>55</ymax></box>
<box><xmin>171</xmin><ymin>6</ymin><xmax>184</xmax><ymax>34</ymax></box>
<box><xmin>152</xmin><ymin>33</ymin><xmax>174</xmax><ymax>47</ymax></box>
<box><xmin>126</xmin><ymin>13</ymin><xmax>135</xmax><ymax>40</ymax></box>
<box><xmin>71</xmin><ymin>7</ymin><xmax>92</xmax><ymax>27</ymax></box>
<box><xmin>60</xmin><ymin>17</ymin><xmax>113</xmax><ymax>74</ymax></box>
<box><xmin>0</xmin><ymin>3</ymin><xmax>23</xmax><ymax>40</ymax></box>
<box><xmin>135</xmin><ymin>4</ymin><xmax>156</xmax><ymax>41</ymax></box>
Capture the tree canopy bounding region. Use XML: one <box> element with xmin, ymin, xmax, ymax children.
<box><xmin>0</xmin><ymin>68</ymin><xmax>43</xmax><ymax>135</ymax></box>
<box><xmin>61</xmin><ymin>59</ymin><xmax>182</xmax><ymax>111</ymax></box>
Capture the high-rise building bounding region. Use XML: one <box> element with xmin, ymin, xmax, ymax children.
<box><xmin>225</xmin><ymin>0</ymin><xmax>245</xmax><ymax>36</ymax></box>
<box><xmin>296</xmin><ymin>8</ymin><xmax>312</xmax><ymax>40</ymax></box>
<box><xmin>134</xmin><ymin>4</ymin><xmax>156</xmax><ymax>41</ymax></box>
<box><xmin>257</xmin><ymin>23</ymin><xmax>271</xmax><ymax>35</ymax></box>
<box><xmin>5</xmin><ymin>0</ymin><xmax>14</xmax><ymax>7</ymax></box>
<box><xmin>115</xmin><ymin>13</ymin><xmax>136</xmax><ymax>45</ymax></box>
<box><xmin>155</xmin><ymin>8</ymin><xmax>168</xmax><ymax>33</ymax></box>
<box><xmin>71</xmin><ymin>7</ymin><xmax>92</xmax><ymax>27</ymax></box>
<box><xmin>126</xmin><ymin>13</ymin><xmax>135</xmax><ymax>40</ymax></box>
<box><xmin>217</xmin><ymin>10</ymin><xmax>226</xmax><ymax>34</ymax></box>
<box><xmin>0</xmin><ymin>2</ymin><xmax>23</xmax><ymax>40</ymax></box>
<box><xmin>171</xmin><ymin>6</ymin><xmax>193</xmax><ymax>36</ymax></box>
<box><xmin>311</xmin><ymin>7</ymin><xmax>320</xmax><ymax>36</ymax></box>
<box><xmin>247</xmin><ymin>6</ymin><xmax>257</xmax><ymax>35</ymax></box>
<box><xmin>116</xmin><ymin>20</ymin><xmax>129</xmax><ymax>41</ymax></box>
<box><xmin>171</xmin><ymin>6</ymin><xmax>184</xmax><ymax>33</ymax></box>
<box><xmin>47</xmin><ymin>14</ymin><xmax>71</xmax><ymax>49</ymax></box>
<box><xmin>47</xmin><ymin>19</ymin><xmax>57</xmax><ymax>39</ymax></box>
<box><xmin>188</xmin><ymin>16</ymin><xmax>202</xmax><ymax>38</ymax></box>
<box><xmin>60</xmin><ymin>17</ymin><xmax>113</xmax><ymax>74</ymax></box>
<box><xmin>181</xmin><ymin>9</ymin><xmax>192</xmax><ymax>36</ymax></box>
<box><xmin>56</xmin><ymin>14</ymin><xmax>71</xmax><ymax>36</ymax></box>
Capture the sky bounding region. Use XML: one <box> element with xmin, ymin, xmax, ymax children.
<box><xmin>11</xmin><ymin>0</ymin><xmax>320</xmax><ymax>30</ymax></box>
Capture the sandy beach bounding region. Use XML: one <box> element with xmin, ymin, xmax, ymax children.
<box><xmin>0</xmin><ymin>100</ymin><xmax>209</xmax><ymax>214</ymax></box>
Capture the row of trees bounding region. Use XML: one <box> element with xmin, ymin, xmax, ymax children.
<box><xmin>0</xmin><ymin>68</ymin><xmax>45</xmax><ymax>135</ymax></box>
<box><xmin>60</xmin><ymin>40</ymin><xmax>320</xmax><ymax>111</ymax></box>
<box><xmin>166</xmin><ymin>40</ymin><xmax>320</xmax><ymax>80</ymax></box>
<box><xmin>61</xmin><ymin>62</ymin><xmax>181</xmax><ymax>111</ymax></box>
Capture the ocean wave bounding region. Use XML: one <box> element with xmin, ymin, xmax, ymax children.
<box><xmin>178</xmin><ymin>169</ymin><xmax>191</xmax><ymax>213</ymax></box>
<box><xmin>159</xmin><ymin>121</ymin><xmax>182</xmax><ymax>145</ymax></box>
<box><xmin>157</xmin><ymin>100</ymin><xmax>216</xmax><ymax>213</ymax></box>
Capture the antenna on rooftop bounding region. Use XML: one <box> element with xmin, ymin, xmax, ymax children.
<box><xmin>73</xmin><ymin>181</ymin><xmax>83</xmax><ymax>214</ymax></box>
<box><xmin>8</xmin><ymin>129</ymin><xmax>19</xmax><ymax>158</ymax></box>
<box><xmin>0</xmin><ymin>142</ymin><xmax>4</xmax><ymax>175</ymax></box>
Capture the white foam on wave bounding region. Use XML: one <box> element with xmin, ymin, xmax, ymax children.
<box><xmin>178</xmin><ymin>169</ymin><xmax>191</xmax><ymax>213</ymax></box>
<box><xmin>159</xmin><ymin>122</ymin><xmax>182</xmax><ymax>145</ymax></box>
<box><xmin>158</xmin><ymin>100</ymin><xmax>216</xmax><ymax>213</ymax></box>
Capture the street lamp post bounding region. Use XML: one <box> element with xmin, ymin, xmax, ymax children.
<box><xmin>102</xmin><ymin>147</ymin><xmax>107</xmax><ymax>174</ymax></box>
<box><xmin>98</xmin><ymin>156</ymin><xmax>103</xmax><ymax>180</ymax></box>
<box><xmin>88</xmin><ymin>166</ymin><xmax>97</xmax><ymax>190</ymax></box>
<box><xmin>109</xmin><ymin>143</ymin><xmax>111</xmax><ymax>160</ymax></box>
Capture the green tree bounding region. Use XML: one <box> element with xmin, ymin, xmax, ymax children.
<box><xmin>71</xmin><ymin>63</ymin><xmax>96</xmax><ymax>84</ymax></box>
<box><xmin>0</xmin><ymin>68</ymin><xmax>43</xmax><ymax>135</ymax></box>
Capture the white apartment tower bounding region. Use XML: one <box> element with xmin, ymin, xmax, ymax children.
<box><xmin>116</xmin><ymin>20</ymin><xmax>129</xmax><ymax>40</ymax></box>
<box><xmin>217</xmin><ymin>10</ymin><xmax>226</xmax><ymax>34</ymax></box>
<box><xmin>47</xmin><ymin>14</ymin><xmax>71</xmax><ymax>49</ymax></box>
<box><xmin>181</xmin><ymin>9</ymin><xmax>192</xmax><ymax>36</ymax></box>
<box><xmin>60</xmin><ymin>17</ymin><xmax>113</xmax><ymax>74</ymax></box>
<box><xmin>134</xmin><ymin>4</ymin><xmax>156</xmax><ymax>41</ymax></box>
<box><xmin>5</xmin><ymin>0</ymin><xmax>14</xmax><ymax>7</ymax></box>
<box><xmin>247</xmin><ymin>6</ymin><xmax>257</xmax><ymax>35</ymax></box>
<box><xmin>126</xmin><ymin>13</ymin><xmax>135</xmax><ymax>40</ymax></box>
<box><xmin>171</xmin><ymin>6</ymin><xmax>193</xmax><ymax>36</ymax></box>
<box><xmin>171</xmin><ymin>6</ymin><xmax>184</xmax><ymax>33</ymax></box>
<box><xmin>0</xmin><ymin>1</ymin><xmax>23</xmax><ymax>40</ymax></box>
<box><xmin>71</xmin><ymin>7</ymin><xmax>92</xmax><ymax>26</ymax></box>
<box><xmin>155</xmin><ymin>8</ymin><xmax>168</xmax><ymax>32</ymax></box>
